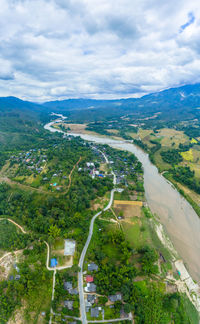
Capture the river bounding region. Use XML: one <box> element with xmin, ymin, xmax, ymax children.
<box><xmin>45</xmin><ymin>119</ymin><xmax>200</xmax><ymax>283</ymax></box>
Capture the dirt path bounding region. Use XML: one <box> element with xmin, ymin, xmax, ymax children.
<box><xmin>0</xmin><ymin>218</ymin><xmax>27</xmax><ymax>234</ymax></box>
<box><xmin>64</xmin><ymin>156</ymin><xmax>82</xmax><ymax>194</ymax></box>
<box><xmin>0</xmin><ymin>176</ymin><xmax>49</xmax><ymax>194</ymax></box>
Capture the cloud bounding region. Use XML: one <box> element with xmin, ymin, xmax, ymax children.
<box><xmin>0</xmin><ymin>0</ymin><xmax>200</xmax><ymax>101</ymax></box>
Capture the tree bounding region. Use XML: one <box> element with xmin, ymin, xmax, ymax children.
<box><xmin>48</xmin><ymin>224</ymin><xmax>61</xmax><ymax>239</ymax></box>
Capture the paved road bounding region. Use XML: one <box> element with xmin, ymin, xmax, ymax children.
<box><xmin>88</xmin><ymin>315</ymin><xmax>132</xmax><ymax>323</ymax></box>
<box><xmin>78</xmin><ymin>151</ymin><xmax>116</xmax><ymax>324</ymax></box>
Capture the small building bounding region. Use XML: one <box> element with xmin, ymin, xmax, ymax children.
<box><xmin>88</xmin><ymin>263</ymin><xmax>98</xmax><ymax>272</ymax></box>
<box><xmin>64</xmin><ymin>300</ymin><xmax>74</xmax><ymax>310</ymax></box>
<box><xmin>91</xmin><ymin>307</ymin><xmax>99</xmax><ymax>318</ymax></box>
<box><xmin>69</xmin><ymin>288</ymin><xmax>78</xmax><ymax>295</ymax></box>
<box><xmin>108</xmin><ymin>293</ymin><xmax>122</xmax><ymax>302</ymax></box>
<box><xmin>50</xmin><ymin>258</ymin><xmax>58</xmax><ymax>268</ymax></box>
<box><xmin>86</xmin><ymin>275</ymin><xmax>94</xmax><ymax>283</ymax></box>
<box><xmin>87</xmin><ymin>294</ymin><xmax>96</xmax><ymax>304</ymax></box>
<box><xmin>64</xmin><ymin>281</ymin><xmax>72</xmax><ymax>291</ymax></box>
<box><xmin>86</xmin><ymin>162</ymin><xmax>95</xmax><ymax>168</ymax></box>
<box><xmin>85</xmin><ymin>283</ymin><xmax>96</xmax><ymax>293</ymax></box>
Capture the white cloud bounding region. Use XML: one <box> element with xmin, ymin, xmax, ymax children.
<box><xmin>0</xmin><ymin>0</ymin><xmax>200</xmax><ymax>101</ymax></box>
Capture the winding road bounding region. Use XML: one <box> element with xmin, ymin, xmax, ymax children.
<box><xmin>78</xmin><ymin>150</ymin><xmax>116</xmax><ymax>324</ymax></box>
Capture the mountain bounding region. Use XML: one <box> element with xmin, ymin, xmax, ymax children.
<box><xmin>0</xmin><ymin>97</ymin><xmax>47</xmax><ymax>149</ymax></box>
<box><xmin>41</xmin><ymin>83</ymin><xmax>200</xmax><ymax>122</ymax></box>
<box><xmin>0</xmin><ymin>96</ymin><xmax>43</xmax><ymax>113</ymax></box>
<box><xmin>0</xmin><ymin>83</ymin><xmax>200</xmax><ymax>126</ymax></box>
<box><xmin>42</xmin><ymin>83</ymin><xmax>200</xmax><ymax>113</ymax></box>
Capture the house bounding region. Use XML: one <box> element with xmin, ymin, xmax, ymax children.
<box><xmin>64</xmin><ymin>300</ymin><xmax>74</xmax><ymax>310</ymax></box>
<box><xmin>64</xmin><ymin>281</ymin><xmax>72</xmax><ymax>291</ymax></box>
<box><xmin>108</xmin><ymin>293</ymin><xmax>122</xmax><ymax>302</ymax></box>
<box><xmin>88</xmin><ymin>263</ymin><xmax>98</xmax><ymax>271</ymax></box>
<box><xmin>86</xmin><ymin>275</ymin><xmax>94</xmax><ymax>283</ymax></box>
<box><xmin>69</xmin><ymin>288</ymin><xmax>78</xmax><ymax>295</ymax></box>
<box><xmin>87</xmin><ymin>294</ymin><xmax>96</xmax><ymax>304</ymax></box>
<box><xmin>85</xmin><ymin>283</ymin><xmax>96</xmax><ymax>292</ymax></box>
<box><xmin>85</xmin><ymin>300</ymin><xmax>92</xmax><ymax>308</ymax></box>
<box><xmin>91</xmin><ymin>307</ymin><xmax>99</xmax><ymax>318</ymax></box>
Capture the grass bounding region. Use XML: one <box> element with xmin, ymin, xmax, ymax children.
<box><xmin>191</xmin><ymin>138</ymin><xmax>198</xmax><ymax>144</ymax></box>
<box><xmin>153</xmin><ymin>149</ymin><xmax>172</xmax><ymax>172</ymax></box>
<box><xmin>157</xmin><ymin>128</ymin><xmax>189</xmax><ymax>148</ymax></box>
<box><xmin>122</xmin><ymin>216</ymin><xmax>152</xmax><ymax>249</ymax></box>
<box><xmin>103</xmin><ymin>243</ymin><xmax>120</xmax><ymax>262</ymax></box>
<box><xmin>181</xmin><ymin>294</ymin><xmax>199</xmax><ymax>324</ymax></box>
<box><xmin>181</xmin><ymin>149</ymin><xmax>194</xmax><ymax>161</ymax></box>
<box><xmin>114</xmin><ymin>191</ymin><xmax>130</xmax><ymax>201</ymax></box>
<box><xmin>52</xmin><ymin>238</ymin><xmax>64</xmax><ymax>250</ymax></box>
<box><xmin>104</xmin><ymin>306</ymin><xmax>119</xmax><ymax>320</ymax></box>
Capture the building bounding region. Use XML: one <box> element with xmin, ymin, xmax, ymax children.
<box><xmin>50</xmin><ymin>258</ymin><xmax>58</xmax><ymax>267</ymax></box>
<box><xmin>86</xmin><ymin>275</ymin><xmax>94</xmax><ymax>283</ymax></box>
<box><xmin>88</xmin><ymin>263</ymin><xmax>98</xmax><ymax>271</ymax></box>
<box><xmin>64</xmin><ymin>300</ymin><xmax>74</xmax><ymax>310</ymax></box>
<box><xmin>91</xmin><ymin>307</ymin><xmax>99</xmax><ymax>318</ymax></box>
<box><xmin>108</xmin><ymin>293</ymin><xmax>122</xmax><ymax>302</ymax></box>
<box><xmin>87</xmin><ymin>294</ymin><xmax>96</xmax><ymax>304</ymax></box>
<box><xmin>85</xmin><ymin>283</ymin><xmax>96</xmax><ymax>293</ymax></box>
<box><xmin>69</xmin><ymin>288</ymin><xmax>78</xmax><ymax>295</ymax></box>
<box><xmin>64</xmin><ymin>281</ymin><xmax>72</xmax><ymax>291</ymax></box>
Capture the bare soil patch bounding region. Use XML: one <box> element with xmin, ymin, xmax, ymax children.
<box><xmin>114</xmin><ymin>201</ymin><xmax>142</xmax><ymax>219</ymax></box>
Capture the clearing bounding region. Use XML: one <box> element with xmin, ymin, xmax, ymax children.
<box><xmin>156</xmin><ymin>128</ymin><xmax>189</xmax><ymax>148</ymax></box>
<box><xmin>51</xmin><ymin>238</ymin><xmax>74</xmax><ymax>268</ymax></box>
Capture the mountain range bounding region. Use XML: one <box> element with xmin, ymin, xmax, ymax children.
<box><xmin>1</xmin><ymin>83</ymin><xmax>200</xmax><ymax>118</ymax></box>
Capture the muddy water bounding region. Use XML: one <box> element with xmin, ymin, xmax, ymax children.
<box><xmin>45</xmin><ymin>123</ymin><xmax>200</xmax><ymax>282</ymax></box>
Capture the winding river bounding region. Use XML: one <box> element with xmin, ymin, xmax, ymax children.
<box><xmin>45</xmin><ymin>120</ymin><xmax>200</xmax><ymax>283</ymax></box>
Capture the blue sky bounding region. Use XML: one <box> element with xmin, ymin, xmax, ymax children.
<box><xmin>180</xmin><ymin>12</ymin><xmax>195</xmax><ymax>31</ymax></box>
<box><xmin>0</xmin><ymin>0</ymin><xmax>200</xmax><ymax>102</ymax></box>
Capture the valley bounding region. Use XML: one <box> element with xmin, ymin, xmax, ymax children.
<box><xmin>0</xmin><ymin>85</ymin><xmax>200</xmax><ymax>323</ymax></box>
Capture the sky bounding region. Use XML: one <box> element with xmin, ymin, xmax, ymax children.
<box><xmin>0</xmin><ymin>0</ymin><xmax>200</xmax><ymax>102</ymax></box>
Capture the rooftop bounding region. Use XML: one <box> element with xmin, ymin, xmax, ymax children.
<box><xmin>86</xmin><ymin>275</ymin><xmax>94</xmax><ymax>283</ymax></box>
<box><xmin>88</xmin><ymin>263</ymin><xmax>98</xmax><ymax>271</ymax></box>
<box><xmin>64</xmin><ymin>239</ymin><xmax>76</xmax><ymax>256</ymax></box>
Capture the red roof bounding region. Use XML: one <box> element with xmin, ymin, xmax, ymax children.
<box><xmin>86</xmin><ymin>275</ymin><xmax>94</xmax><ymax>283</ymax></box>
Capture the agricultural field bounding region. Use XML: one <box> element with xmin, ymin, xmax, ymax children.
<box><xmin>156</xmin><ymin>128</ymin><xmax>189</xmax><ymax>148</ymax></box>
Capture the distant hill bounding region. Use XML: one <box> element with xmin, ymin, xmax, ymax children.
<box><xmin>0</xmin><ymin>83</ymin><xmax>200</xmax><ymax>130</ymax></box>
<box><xmin>42</xmin><ymin>83</ymin><xmax>200</xmax><ymax>111</ymax></box>
<box><xmin>41</xmin><ymin>83</ymin><xmax>200</xmax><ymax>121</ymax></box>
<box><xmin>0</xmin><ymin>97</ymin><xmax>48</xmax><ymax>149</ymax></box>
<box><xmin>0</xmin><ymin>96</ymin><xmax>43</xmax><ymax>113</ymax></box>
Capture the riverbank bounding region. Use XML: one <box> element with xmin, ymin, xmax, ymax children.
<box><xmin>44</xmin><ymin>118</ymin><xmax>200</xmax><ymax>314</ymax></box>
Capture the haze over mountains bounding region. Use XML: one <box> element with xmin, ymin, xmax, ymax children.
<box><xmin>1</xmin><ymin>83</ymin><xmax>200</xmax><ymax>118</ymax></box>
